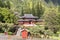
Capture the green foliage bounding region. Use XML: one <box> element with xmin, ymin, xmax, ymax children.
<box><xmin>8</xmin><ymin>32</ymin><xmax>13</xmax><ymax>35</ymax></box>
<box><xmin>0</xmin><ymin>8</ymin><xmax>18</xmax><ymax>23</ymax></box>
<box><xmin>6</xmin><ymin>0</ymin><xmax>45</xmax><ymax>18</ymax></box>
<box><xmin>0</xmin><ymin>0</ymin><xmax>11</xmax><ymax>9</ymax></box>
<box><xmin>0</xmin><ymin>0</ymin><xmax>60</xmax><ymax>37</ymax></box>
<box><xmin>0</xmin><ymin>23</ymin><xmax>14</xmax><ymax>33</ymax></box>
<box><xmin>42</xmin><ymin>5</ymin><xmax>60</xmax><ymax>34</ymax></box>
<box><xmin>28</xmin><ymin>25</ymin><xmax>55</xmax><ymax>38</ymax></box>
<box><xmin>0</xmin><ymin>0</ymin><xmax>45</xmax><ymax>23</ymax></box>
<box><xmin>1</xmin><ymin>23</ymin><xmax>14</xmax><ymax>33</ymax></box>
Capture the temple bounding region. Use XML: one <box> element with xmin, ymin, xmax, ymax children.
<box><xmin>18</xmin><ymin>14</ymin><xmax>43</xmax><ymax>26</ymax></box>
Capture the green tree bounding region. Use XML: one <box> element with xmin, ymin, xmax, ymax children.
<box><xmin>0</xmin><ymin>8</ymin><xmax>18</xmax><ymax>23</ymax></box>
<box><xmin>36</xmin><ymin>1</ymin><xmax>45</xmax><ymax>18</ymax></box>
<box><xmin>43</xmin><ymin>7</ymin><xmax>59</xmax><ymax>34</ymax></box>
<box><xmin>58</xmin><ymin>6</ymin><xmax>60</xmax><ymax>13</ymax></box>
<box><xmin>0</xmin><ymin>13</ymin><xmax>4</xmax><ymax>22</ymax></box>
<box><xmin>0</xmin><ymin>0</ymin><xmax>11</xmax><ymax>9</ymax></box>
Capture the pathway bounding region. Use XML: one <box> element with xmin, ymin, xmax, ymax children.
<box><xmin>0</xmin><ymin>34</ymin><xmax>57</xmax><ymax>40</ymax></box>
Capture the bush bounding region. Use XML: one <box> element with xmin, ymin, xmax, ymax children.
<box><xmin>0</xmin><ymin>27</ymin><xmax>4</xmax><ymax>33</ymax></box>
<box><xmin>0</xmin><ymin>23</ymin><xmax>14</xmax><ymax>33</ymax></box>
<box><xmin>0</xmin><ymin>8</ymin><xmax>18</xmax><ymax>23</ymax></box>
<box><xmin>8</xmin><ymin>32</ymin><xmax>13</xmax><ymax>35</ymax></box>
<box><xmin>27</xmin><ymin>25</ymin><xmax>59</xmax><ymax>38</ymax></box>
<box><xmin>27</xmin><ymin>25</ymin><xmax>45</xmax><ymax>37</ymax></box>
<box><xmin>0</xmin><ymin>22</ymin><xmax>20</xmax><ymax>35</ymax></box>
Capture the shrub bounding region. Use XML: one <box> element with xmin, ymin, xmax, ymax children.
<box><xmin>8</xmin><ymin>32</ymin><xmax>13</xmax><ymax>35</ymax></box>
<box><xmin>0</xmin><ymin>23</ymin><xmax>14</xmax><ymax>33</ymax></box>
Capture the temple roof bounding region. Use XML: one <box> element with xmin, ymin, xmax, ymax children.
<box><xmin>18</xmin><ymin>19</ymin><xmax>43</xmax><ymax>22</ymax></box>
<box><xmin>18</xmin><ymin>19</ymin><xmax>29</xmax><ymax>22</ymax></box>
<box><xmin>19</xmin><ymin>14</ymin><xmax>38</xmax><ymax>19</ymax></box>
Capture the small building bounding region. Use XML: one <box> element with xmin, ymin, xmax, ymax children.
<box><xmin>21</xmin><ymin>29</ymin><xmax>28</xmax><ymax>38</ymax></box>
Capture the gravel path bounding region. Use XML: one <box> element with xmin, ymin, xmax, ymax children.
<box><xmin>0</xmin><ymin>34</ymin><xmax>57</xmax><ymax>40</ymax></box>
<box><xmin>0</xmin><ymin>36</ymin><xmax>57</xmax><ymax>40</ymax></box>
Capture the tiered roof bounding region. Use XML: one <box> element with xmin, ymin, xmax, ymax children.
<box><xmin>19</xmin><ymin>14</ymin><xmax>38</xmax><ymax>19</ymax></box>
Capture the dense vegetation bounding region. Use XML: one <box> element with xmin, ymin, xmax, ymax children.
<box><xmin>0</xmin><ymin>0</ymin><xmax>60</xmax><ymax>39</ymax></box>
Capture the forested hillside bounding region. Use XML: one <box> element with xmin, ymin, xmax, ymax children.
<box><xmin>0</xmin><ymin>0</ymin><xmax>60</xmax><ymax>39</ymax></box>
<box><xmin>0</xmin><ymin>0</ymin><xmax>60</xmax><ymax>23</ymax></box>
